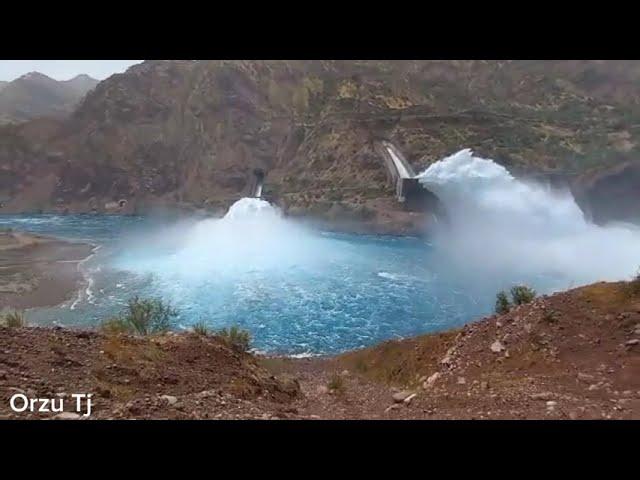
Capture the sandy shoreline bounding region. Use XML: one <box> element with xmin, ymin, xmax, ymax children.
<box><xmin>0</xmin><ymin>230</ymin><xmax>95</xmax><ymax>310</ymax></box>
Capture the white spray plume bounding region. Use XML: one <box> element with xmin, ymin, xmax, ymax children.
<box><xmin>417</xmin><ymin>148</ymin><xmax>640</xmax><ymax>289</ymax></box>
<box><xmin>115</xmin><ymin>197</ymin><xmax>337</xmax><ymax>282</ymax></box>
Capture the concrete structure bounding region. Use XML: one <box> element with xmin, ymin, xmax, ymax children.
<box><xmin>374</xmin><ymin>140</ymin><xmax>440</xmax><ymax>213</ymax></box>
<box><xmin>248</xmin><ymin>168</ymin><xmax>265</xmax><ymax>198</ymax></box>
<box><xmin>375</xmin><ymin>140</ymin><xmax>417</xmax><ymax>201</ymax></box>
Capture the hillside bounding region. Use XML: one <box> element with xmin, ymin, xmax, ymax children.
<box><xmin>2</xmin><ymin>61</ymin><xmax>640</xmax><ymax>230</ymax></box>
<box><xmin>0</xmin><ymin>72</ymin><xmax>98</xmax><ymax>125</ymax></box>
<box><xmin>0</xmin><ymin>326</ymin><xmax>301</xmax><ymax>419</ymax></box>
<box><xmin>1</xmin><ymin>280</ymin><xmax>638</xmax><ymax>419</ymax></box>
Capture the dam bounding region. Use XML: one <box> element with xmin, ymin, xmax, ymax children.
<box><xmin>248</xmin><ymin>168</ymin><xmax>265</xmax><ymax>199</ymax></box>
<box><xmin>243</xmin><ymin>142</ymin><xmax>442</xmax><ymax>218</ymax></box>
<box><xmin>375</xmin><ymin>140</ymin><xmax>440</xmax><ymax>213</ymax></box>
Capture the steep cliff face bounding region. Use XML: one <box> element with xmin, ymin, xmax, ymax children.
<box><xmin>3</xmin><ymin>60</ymin><xmax>640</xmax><ymax>231</ymax></box>
<box><xmin>572</xmin><ymin>160</ymin><xmax>640</xmax><ymax>225</ymax></box>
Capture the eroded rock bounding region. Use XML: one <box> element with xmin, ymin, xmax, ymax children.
<box><xmin>392</xmin><ymin>390</ymin><xmax>414</xmax><ymax>403</ymax></box>
<box><xmin>490</xmin><ymin>340</ymin><xmax>505</xmax><ymax>353</ymax></box>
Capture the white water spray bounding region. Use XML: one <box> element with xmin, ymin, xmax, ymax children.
<box><xmin>117</xmin><ymin>197</ymin><xmax>338</xmax><ymax>282</ymax></box>
<box><xmin>223</xmin><ymin>197</ymin><xmax>280</xmax><ymax>221</ymax></box>
<box><xmin>417</xmin><ymin>149</ymin><xmax>640</xmax><ymax>287</ymax></box>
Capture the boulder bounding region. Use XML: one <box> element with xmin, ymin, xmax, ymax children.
<box><xmin>490</xmin><ymin>340</ymin><xmax>505</xmax><ymax>353</ymax></box>
<box><xmin>423</xmin><ymin>372</ymin><xmax>441</xmax><ymax>389</ymax></box>
<box><xmin>54</xmin><ymin>412</ymin><xmax>81</xmax><ymax>420</ymax></box>
<box><xmin>392</xmin><ymin>390</ymin><xmax>414</xmax><ymax>403</ymax></box>
<box><xmin>160</xmin><ymin>394</ymin><xmax>178</xmax><ymax>405</ymax></box>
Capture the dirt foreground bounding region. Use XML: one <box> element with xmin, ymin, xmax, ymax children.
<box><xmin>1</xmin><ymin>280</ymin><xmax>639</xmax><ymax>420</ymax></box>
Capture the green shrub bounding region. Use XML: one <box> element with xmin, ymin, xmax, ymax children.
<box><xmin>1</xmin><ymin>310</ymin><xmax>26</xmax><ymax>328</ymax></box>
<box><xmin>101</xmin><ymin>297</ymin><xmax>178</xmax><ymax>336</ymax></box>
<box><xmin>510</xmin><ymin>285</ymin><xmax>537</xmax><ymax>305</ymax></box>
<box><xmin>495</xmin><ymin>291</ymin><xmax>511</xmax><ymax>314</ymax></box>
<box><xmin>327</xmin><ymin>373</ymin><xmax>345</xmax><ymax>393</ymax></box>
<box><xmin>217</xmin><ymin>325</ymin><xmax>251</xmax><ymax>352</ymax></box>
<box><xmin>192</xmin><ymin>322</ymin><xmax>210</xmax><ymax>336</ymax></box>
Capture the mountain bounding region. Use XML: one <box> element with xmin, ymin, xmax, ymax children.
<box><xmin>62</xmin><ymin>74</ymin><xmax>100</xmax><ymax>97</ymax></box>
<box><xmin>0</xmin><ymin>72</ymin><xmax>99</xmax><ymax>124</ymax></box>
<box><xmin>2</xmin><ymin>61</ymin><xmax>640</xmax><ymax>230</ymax></box>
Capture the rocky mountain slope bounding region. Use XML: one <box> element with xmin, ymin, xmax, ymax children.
<box><xmin>0</xmin><ymin>72</ymin><xmax>98</xmax><ymax>125</ymax></box>
<box><xmin>1</xmin><ymin>279</ymin><xmax>638</xmax><ymax>419</ymax></box>
<box><xmin>2</xmin><ymin>61</ymin><xmax>640</xmax><ymax>230</ymax></box>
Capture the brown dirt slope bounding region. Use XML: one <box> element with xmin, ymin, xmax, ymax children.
<box><xmin>1</xmin><ymin>280</ymin><xmax>639</xmax><ymax>419</ymax></box>
<box><xmin>0</xmin><ymin>329</ymin><xmax>300</xmax><ymax>420</ymax></box>
<box><xmin>294</xmin><ymin>281</ymin><xmax>640</xmax><ymax>419</ymax></box>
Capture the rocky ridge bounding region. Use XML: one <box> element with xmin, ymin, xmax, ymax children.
<box><xmin>3</xmin><ymin>61</ymin><xmax>640</xmax><ymax>232</ymax></box>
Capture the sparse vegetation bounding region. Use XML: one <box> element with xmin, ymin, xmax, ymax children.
<box><xmin>101</xmin><ymin>297</ymin><xmax>178</xmax><ymax>336</ymax></box>
<box><xmin>192</xmin><ymin>322</ymin><xmax>210</xmax><ymax>336</ymax></box>
<box><xmin>327</xmin><ymin>373</ymin><xmax>345</xmax><ymax>393</ymax></box>
<box><xmin>217</xmin><ymin>325</ymin><xmax>251</xmax><ymax>352</ymax></box>
<box><xmin>495</xmin><ymin>291</ymin><xmax>511</xmax><ymax>314</ymax></box>
<box><xmin>542</xmin><ymin>309</ymin><xmax>558</xmax><ymax>324</ymax></box>
<box><xmin>100</xmin><ymin>317</ymin><xmax>131</xmax><ymax>335</ymax></box>
<box><xmin>340</xmin><ymin>332</ymin><xmax>458</xmax><ymax>386</ymax></box>
<box><xmin>1</xmin><ymin>309</ymin><xmax>26</xmax><ymax>328</ymax></box>
<box><xmin>510</xmin><ymin>285</ymin><xmax>537</xmax><ymax>305</ymax></box>
<box><xmin>495</xmin><ymin>285</ymin><xmax>536</xmax><ymax>314</ymax></box>
<box><xmin>353</xmin><ymin>357</ymin><xmax>369</xmax><ymax>374</ymax></box>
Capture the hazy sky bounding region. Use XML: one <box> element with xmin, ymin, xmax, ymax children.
<box><xmin>0</xmin><ymin>60</ymin><xmax>144</xmax><ymax>81</ymax></box>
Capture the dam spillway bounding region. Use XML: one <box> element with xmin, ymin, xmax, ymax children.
<box><xmin>384</xmin><ymin>141</ymin><xmax>415</xmax><ymax>180</ymax></box>
<box><xmin>375</xmin><ymin>140</ymin><xmax>440</xmax><ymax>213</ymax></box>
<box><xmin>249</xmin><ymin>168</ymin><xmax>265</xmax><ymax>199</ymax></box>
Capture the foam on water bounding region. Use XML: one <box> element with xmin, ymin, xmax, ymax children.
<box><xmin>377</xmin><ymin>271</ymin><xmax>401</xmax><ymax>281</ymax></box>
<box><xmin>9</xmin><ymin>149</ymin><xmax>640</xmax><ymax>354</ymax></box>
<box><xmin>417</xmin><ymin>148</ymin><xmax>640</xmax><ymax>286</ymax></box>
<box><xmin>224</xmin><ymin>197</ymin><xmax>281</xmax><ymax>221</ymax></box>
<box><xmin>116</xmin><ymin>197</ymin><xmax>331</xmax><ymax>279</ymax></box>
<box><xmin>85</xmin><ymin>197</ymin><xmax>478</xmax><ymax>354</ymax></box>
